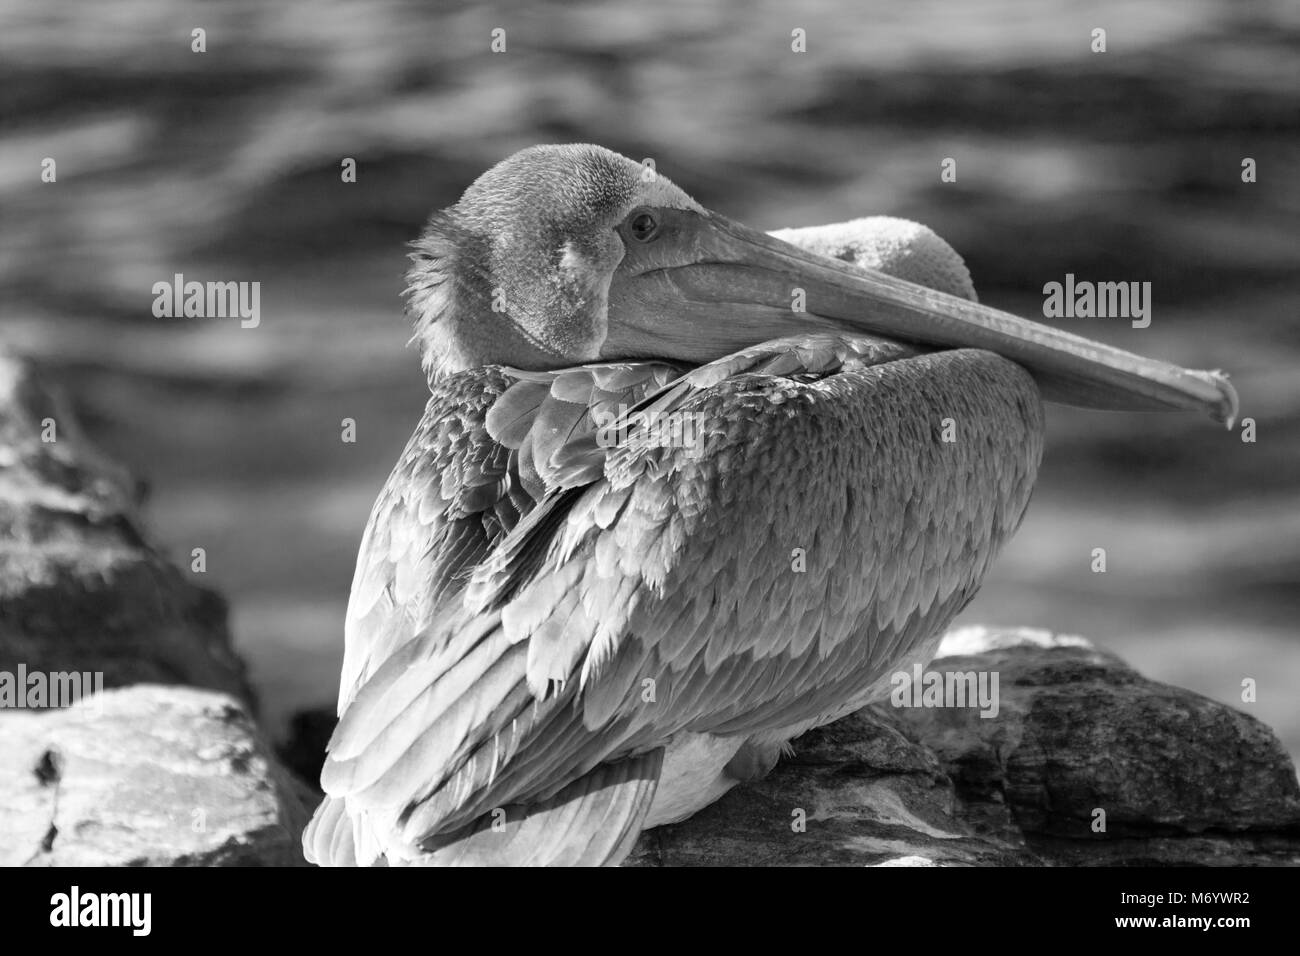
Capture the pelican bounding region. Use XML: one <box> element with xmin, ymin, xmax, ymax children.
<box><xmin>304</xmin><ymin>144</ymin><xmax>1236</xmax><ymax>866</ymax></box>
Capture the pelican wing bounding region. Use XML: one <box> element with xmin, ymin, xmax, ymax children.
<box><xmin>335</xmin><ymin>361</ymin><xmax>682</xmax><ymax>710</ymax></box>
<box><xmin>315</xmin><ymin>334</ymin><xmax>1043</xmax><ymax>864</ymax></box>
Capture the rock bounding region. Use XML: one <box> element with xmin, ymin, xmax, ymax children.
<box><xmin>278</xmin><ymin>706</ymin><xmax>335</xmax><ymax>793</ymax></box>
<box><xmin>628</xmin><ymin>703</ymin><xmax>1034</xmax><ymax>867</ymax></box>
<box><xmin>0</xmin><ymin>351</ymin><xmax>252</xmax><ymax>703</ymax></box>
<box><xmin>0</xmin><ymin>353</ymin><xmax>303</xmax><ymax>866</ymax></box>
<box><xmin>901</xmin><ymin>627</ymin><xmax>1300</xmax><ymax>865</ymax></box>
<box><xmin>0</xmin><ymin>685</ymin><xmax>310</xmax><ymax>866</ymax></box>
<box><xmin>631</xmin><ymin>627</ymin><xmax>1300</xmax><ymax>866</ymax></box>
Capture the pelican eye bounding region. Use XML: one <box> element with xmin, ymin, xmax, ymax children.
<box><xmin>628</xmin><ymin>210</ymin><xmax>659</xmax><ymax>242</ymax></box>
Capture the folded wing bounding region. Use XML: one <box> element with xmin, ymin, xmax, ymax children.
<box><xmin>309</xmin><ymin>334</ymin><xmax>1043</xmax><ymax>866</ymax></box>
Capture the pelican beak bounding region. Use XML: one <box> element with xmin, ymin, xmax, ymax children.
<box><xmin>604</xmin><ymin>211</ymin><xmax>1238</xmax><ymax>427</ymax></box>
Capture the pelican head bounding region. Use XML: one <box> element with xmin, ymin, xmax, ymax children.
<box><xmin>408</xmin><ymin>144</ymin><xmax>1237</xmax><ymax>424</ymax></box>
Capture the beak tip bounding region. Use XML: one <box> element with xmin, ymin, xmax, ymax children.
<box><xmin>1198</xmin><ymin>369</ymin><xmax>1239</xmax><ymax>430</ymax></box>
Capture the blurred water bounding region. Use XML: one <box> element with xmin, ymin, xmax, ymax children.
<box><xmin>2</xmin><ymin>0</ymin><xmax>1297</xmax><ymax>759</ymax></box>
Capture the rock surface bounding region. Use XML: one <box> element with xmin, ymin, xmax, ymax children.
<box><xmin>628</xmin><ymin>699</ymin><xmax>1033</xmax><ymax>867</ymax></box>
<box><xmin>0</xmin><ymin>352</ymin><xmax>305</xmax><ymax>865</ymax></box>
<box><xmin>0</xmin><ymin>684</ymin><xmax>310</xmax><ymax>866</ymax></box>
<box><xmin>0</xmin><ymin>351</ymin><xmax>252</xmax><ymax>702</ymax></box>
<box><xmin>893</xmin><ymin>628</ymin><xmax>1300</xmax><ymax>865</ymax></box>
<box><xmin>629</xmin><ymin>627</ymin><xmax>1300</xmax><ymax>866</ymax></box>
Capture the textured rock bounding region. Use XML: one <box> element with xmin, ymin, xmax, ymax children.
<box><xmin>0</xmin><ymin>353</ymin><xmax>302</xmax><ymax>866</ymax></box>
<box><xmin>0</xmin><ymin>685</ymin><xmax>310</xmax><ymax>866</ymax></box>
<box><xmin>903</xmin><ymin>628</ymin><xmax>1300</xmax><ymax>865</ymax></box>
<box><xmin>631</xmin><ymin>628</ymin><xmax>1300</xmax><ymax>866</ymax></box>
<box><xmin>627</xmin><ymin>703</ymin><xmax>1033</xmax><ymax>867</ymax></box>
<box><xmin>0</xmin><ymin>351</ymin><xmax>252</xmax><ymax>702</ymax></box>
